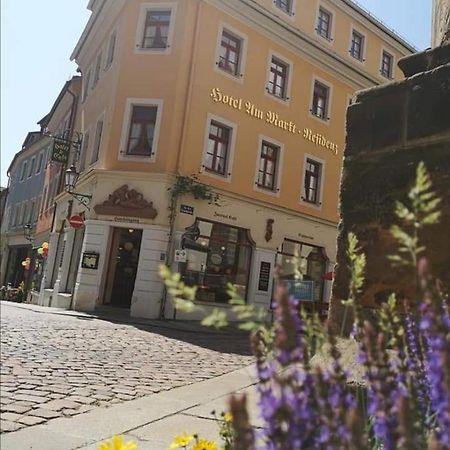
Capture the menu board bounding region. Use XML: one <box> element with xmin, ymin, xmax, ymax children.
<box><xmin>258</xmin><ymin>261</ymin><xmax>271</xmax><ymax>292</ymax></box>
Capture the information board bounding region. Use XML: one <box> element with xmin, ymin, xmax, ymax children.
<box><xmin>258</xmin><ymin>261</ymin><xmax>271</xmax><ymax>292</ymax></box>
<box><xmin>286</xmin><ymin>280</ymin><xmax>315</xmax><ymax>302</ymax></box>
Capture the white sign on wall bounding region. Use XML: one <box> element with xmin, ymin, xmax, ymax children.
<box><xmin>174</xmin><ymin>249</ymin><xmax>187</xmax><ymax>263</ymax></box>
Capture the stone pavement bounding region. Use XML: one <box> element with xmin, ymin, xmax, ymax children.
<box><xmin>0</xmin><ymin>363</ymin><xmax>259</xmax><ymax>450</ymax></box>
<box><xmin>0</xmin><ymin>302</ymin><xmax>252</xmax><ymax>435</ymax></box>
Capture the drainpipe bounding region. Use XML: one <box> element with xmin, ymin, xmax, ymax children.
<box><xmin>56</xmin><ymin>83</ymin><xmax>79</xmax><ymax>305</ymax></box>
<box><xmin>159</xmin><ymin>1</ymin><xmax>203</xmax><ymax>319</ymax></box>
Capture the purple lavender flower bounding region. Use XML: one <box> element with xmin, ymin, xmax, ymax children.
<box><xmin>420</xmin><ymin>298</ymin><xmax>450</xmax><ymax>447</ymax></box>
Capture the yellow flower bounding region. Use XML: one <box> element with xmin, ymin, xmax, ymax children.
<box><xmin>191</xmin><ymin>439</ymin><xmax>217</xmax><ymax>450</ymax></box>
<box><xmin>97</xmin><ymin>435</ymin><xmax>137</xmax><ymax>450</ymax></box>
<box><xmin>223</xmin><ymin>412</ymin><xmax>233</xmax><ymax>423</ymax></box>
<box><xmin>168</xmin><ymin>433</ymin><xmax>195</xmax><ymax>449</ymax></box>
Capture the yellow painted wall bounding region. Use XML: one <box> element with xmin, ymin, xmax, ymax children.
<box><xmin>75</xmin><ymin>0</ymin><xmax>413</xmax><ymax>225</ymax></box>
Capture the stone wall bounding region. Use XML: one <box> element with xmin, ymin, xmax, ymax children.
<box><xmin>432</xmin><ymin>0</ymin><xmax>450</xmax><ymax>47</ymax></box>
<box><xmin>328</xmin><ymin>44</ymin><xmax>450</xmax><ymax>334</ymax></box>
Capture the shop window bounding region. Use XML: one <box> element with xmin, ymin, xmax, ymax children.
<box><xmin>126</xmin><ymin>106</ymin><xmax>157</xmax><ymax>157</ymax></box>
<box><xmin>181</xmin><ymin>220</ymin><xmax>253</xmax><ymax>304</ymax></box>
<box><xmin>274</xmin><ymin>0</ymin><xmax>294</xmax><ymax>15</ymax></box>
<box><xmin>311</xmin><ymin>80</ymin><xmax>330</xmax><ymax>120</ymax></box>
<box><xmin>278</xmin><ymin>239</ymin><xmax>328</xmax><ymax>304</ymax></box>
<box><xmin>381</xmin><ymin>50</ymin><xmax>394</xmax><ymax>79</ymax></box>
<box><xmin>302</xmin><ymin>158</ymin><xmax>322</xmax><ymax>205</ymax></box>
<box><xmin>267</xmin><ymin>56</ymin><xmax>289</xmax><ymax>100</ymax></box>
<box><xmin>218</xmin><ymin>30</ymin><xmax>242</xmax><ymax>76</ymax></box>
<box><xmin>204</xmin><ymin>120</ymin><xmax>231</xmax><ymax>175</ymax></box>
<box><xmin>350</xmin><ymin>30</ymin><xmax>365</xmax><ymax>61</ymax></box>
<box><xmin>317</xmin><ymin>7</ymin><xmax>332</xmax><ymax>40</ymax></box>
<box><xmin>257</xmin><ymin>141</ymin><xmax>279</xmax><ymax>191</ymax></box>
<box><xmin>140</xmin><ymin>9</ymin><xmax>171</xmax><ymax>49</ymax></box>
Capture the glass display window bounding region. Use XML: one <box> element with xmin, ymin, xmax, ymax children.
<box><xmin>181</xmin><ymin>219</ymin><xmax>253</xmax><ymax>304</ymax></box>
<box><xmin>277</xmin><ymin>239</ymin><xmax>328</xmax><ymax>303</ymax></box>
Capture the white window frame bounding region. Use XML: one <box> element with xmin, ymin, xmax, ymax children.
<box><xmin>272</xmin><ymin>0</ymin><xmax>296</xmax><ymax>19</ymax></box>
<box><xmin>105</xmin><ymin>30</ymin><xmax>117</xmax><ymax>71</ymax></box>
<box><xmin>214</xmin><ymin>22</ymin><xmax>248</xmax><ymax>84</ymax></box>
<box><xmin>200</xmin><ymin>113</ymin><xmax>237</xmax><ymax>183</ymax></box>
<box><xmin>253</xmin><ymin>134</ymin><xmax>284</xmax><ymax>197</ymax></box>
<box><xmin>35</xmin><ymin>151</ymin><xmax>44</xmax><ymax>175</ymax></box>
<box><xmin>83</xmin><ymin>66</ymin><xmax>93</xmax><ymax>102</ymax></box>
<box><xmin>300</xmin><ymin>154</ymin><xmax>326</xmax><ymax>210</ymax></box>
<box><xmin>12</xmin><ymin>204</ymin><xmax>19</xmax><ymax>227</ymax></box>
<box><xmin>309</xmin><ymin>75</ymin><xmax>333</xmax><ymax>125</ymax></box>
<box><xmin>90</xmin><ymin>112</ymin><xmax>105</xmax><ymax>166</ymax></box>
<box><xmin>28</xmin><ymin>198</ymin><xmax>35</xmax><ymax>223</ymax></box>
<box><xmin>315</xmin><ymin>3</ymin><xmax>335</xmax><ymax>44</ymax></box>
<box><xmin>28</xmin><ymin>157</ymin><xmax>36</xmax><ymax>178</ymax></box>
<box><xmin>119</xmin><ymin>98</ymin><xmax>163</xmax><ymax>163</ymax></box>
<box><xmin>380</xmin><ymin>47</ymin><xmax>395</xmax><ymax>80</ymax></box>
<box><xmin>348</xmin><ymin>26</ymin><xmax>367</xmax><ymax>64</ymax></box>
<box><xmin>20</xmin><ymin>160</ymin><xmax>28</xmax><ymax>182</ymax></box>
<box><xmin>21</xmin><ymin>201</ymin><xmax>28</xmax><ymax>226</ymax></box>
<box><xmin>92</xmin><ymin>51</ymin><xmax>103</xmax><ymax>88</ymax></box>
<box><xmin>265</xmin><ymin>50</ymin><xmax>293</xmax><ymax>105</ymax></box>
<box><xmin>79</xmin><ymin>126</ymin><xmax>91</xmax><ymax>172</ymax></box>
<box><xmin>134</xmin><ymin>2</ymin><xmax>177</xmax><ymax>55</ymax></box>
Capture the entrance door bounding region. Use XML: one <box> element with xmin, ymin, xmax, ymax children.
<box><xmin>105</xmin><ymin>228</ymin><xmax>143</xmax><ymax>308</ymax></box>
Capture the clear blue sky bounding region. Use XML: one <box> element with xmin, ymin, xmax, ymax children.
<box><xmin>0</xmin><ymin>0</ymin><xmax>432</xmax><ymax>186</ymax></box>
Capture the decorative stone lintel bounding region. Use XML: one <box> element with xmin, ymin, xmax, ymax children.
<box><xmin>94</xmin><ymin>185</ymin><xmax>158</xmax><ymax>219</ymax></box>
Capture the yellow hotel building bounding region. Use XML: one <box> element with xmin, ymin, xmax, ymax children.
<box><xmin>40</xmin><ymin>0</ymin><xmax>413</xmax><ymax>319</ymax></box>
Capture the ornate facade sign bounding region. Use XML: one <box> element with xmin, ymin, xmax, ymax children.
<box><xmin>94</xmin><ymin>185</ymin><xmax>158</xmax><ymax>219</ymax></box>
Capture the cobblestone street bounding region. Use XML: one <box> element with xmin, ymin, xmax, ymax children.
<box><xmin>0</xmin><ymin>302</ymin><xmax>252</xmax><ymax>433</ymax></box>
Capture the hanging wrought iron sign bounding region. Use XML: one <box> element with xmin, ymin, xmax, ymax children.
<box><xmin>51</xmin><ymin>139</ymin><xmax>71</xmax><ymax>164</ymax></box>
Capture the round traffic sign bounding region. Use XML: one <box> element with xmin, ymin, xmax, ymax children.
<box><xmin>69</xmin><ymin>215</ymin><xmax>84</xmax><ymax>229</ymax></box>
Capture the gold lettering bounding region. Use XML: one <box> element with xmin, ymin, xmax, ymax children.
<box><xmin>210</xmin><ymin>89</ymin><xmax>338</xmax><ymax>154</ymax></box>
<box><xmin>210</xmin><ymin>87</ymin><xmax>222</xmax><ymax>102</ymax></box>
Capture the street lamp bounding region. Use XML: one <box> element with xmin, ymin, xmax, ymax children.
<box><xmin>23</xmin><ymin>223</ymin><xmax>33</xmax><ymax>243</ymax></box>
<box><xmin>64</xmin><ymin>165</ymin><xmax>92</xmax><ymax>209</ymax></box>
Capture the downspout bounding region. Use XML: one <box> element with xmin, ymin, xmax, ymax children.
<box><xmin>64</xmin><ymin>86</ymin><xmax>82</xmax><ymax>307</ymax></box>
<box><xmin>50</xmin><ymin>83</ymin><xmax>79</xmax><ymax>305</ymax></box>
<box><xmin>159</xmin><ymin>0</ymin><xmax>203</xmax><ymax>319</ymax></box>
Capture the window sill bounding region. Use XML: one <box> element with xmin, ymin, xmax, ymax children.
<box><xmin>134</xmin><ymin>45</ymin><xmax>171</xmax><ymax>55</ymax></box>
<box><xmin>315</xmin><ymin>31</ymin><xmax>334</xmax><ymax>45</ymax></box>
<box><xmin>214</xmin><ymin>65</ymin><xmax>244</xmax><ymax>84</ymax></box>
<box><xmin>264</xmin><ymin>90</ymin><xmax>290</xmax><ymax>106</ymax></box>
<box><xmin>300</xmin><ymin>198</ymin><xmax>323</xmax><ymax>211</ymax></box>
<box><xmin>308</xmin><ymin>111</ymin><xmax>330</xmax><ymax>126</ymax></box>
<box><xmin>118</xmin><ymin>153</ymin><xmax>156</xmax><ymax>163</ymax></box>
<box><xmin>253</xmin><ymin>183</ymin><xmax>280</xmax><ymax>197</ymax></box>
<box><xmin>200</xmin><ymin>166</ymin><xmax>232</xmax><ymax>183</ymax></box>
